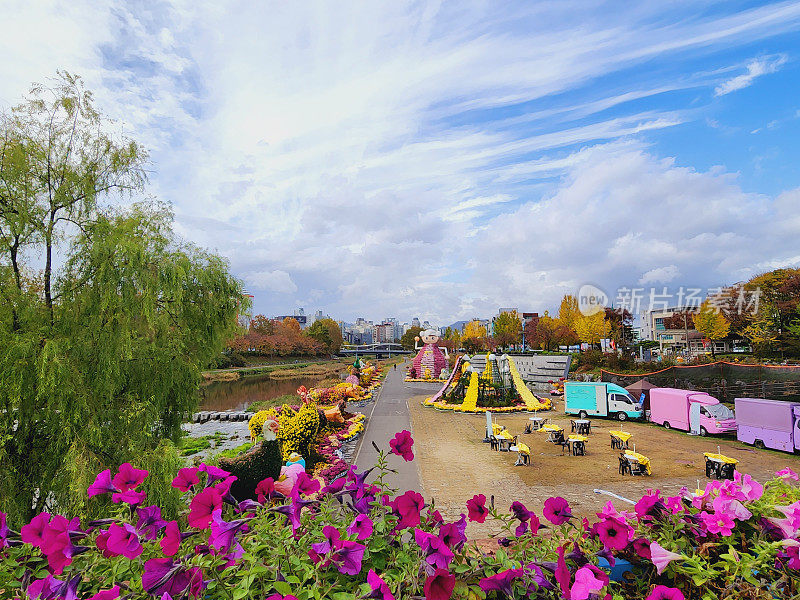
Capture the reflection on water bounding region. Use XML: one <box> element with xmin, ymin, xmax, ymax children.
<box><xmin>199</xmin><ymin>375</ymin><xmax>323</xmax><ymax>412</ymax></box>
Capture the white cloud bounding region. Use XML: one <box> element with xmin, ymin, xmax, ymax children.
<box><xmin>2</xmin><ymin>2</ymin><xmax>800</xmax><ymax>323</ymax></box>
<box><xmin>714</xmin><ymin>55</ymin><xmax>787</xmax><ymax>96</ymax></box>
<box><xmin>639</xmin><ymin>265</ymin><xmax>681</xmax><ymax>285</ymax></box>
<box><xmin>245</xmin><ymin>270</ymin><xmax>298</xmax><ymax>294</ymax></box>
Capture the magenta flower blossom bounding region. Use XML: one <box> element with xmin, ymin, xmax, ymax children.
<box><xmin>414</xmin><ymin>529</ymin><xmax>454</xmax><ymax>572</ymax></box>
<box><xmin>650</xmin><ymin>541</ymin><xmax>684</xmax><ymax>575</ymax></box>
<box><xmin>777</xmin><ymin>467</ymin><xmax>799</xmax><ymax>481</ymax></box>
<box><xmin>21</xmin><ymin>512</ymin><xmax>51</xmax><ymax>548</ymax></box>
<box><xmin>664</xmin><ymin>495</ymin><xmax>685</xmax><ymax>515</ymax></box>
<box><xmin>701</xmin><ymin>510</ymin><xmax>735</xmax><ymax>536</ymax></box>
<box><xmin>112</xmin><ymin>463</ymin><xmax>149</xmax><ymax>492</ymax></box>
<box><xmin>389</xmin><ymin>430</ymin><xmax>414</xmax><ymax>462</ymax></box>
<box><xmin>136</xmin><ymin>505</ymin><xmax>166</xmax><ymax>541</ymax></box>
<box><xmin>296</xmin><ymin>472</ymin><xmax>321</xmax><ymax>497</ymax></box>
<box><xmin>423</xmin><ymin>568</ymin><xmax>455</xmax><ymax>600</ymax></box>
<box><xmin>366</xmin><ymin>569</ymin><xmax>395</xmax><ymax>600</ymax></box>
<box><xmin>161</xmin><ymin>521</ymin><xmax>181</xmax><ymax>556</ymax></box>
<box><xmin>209</xmin><ymin>509</ymin><xmax>251</xmax><ymax>552</ymax></box>
<box><xmin>733</xmin><ymin>471</ymin><xmax>763</xmax><ymax>501</ymax></box>
<box><xmin>111</xmin><ymin>489</ymin><xmax>147</xmax><ymax>507</ymax></box>
<box><xmin>543</xmin><ymin>497</ymin><xmax>572</xmax><ymax>525</ymax></box>
<box><xmin>0</xmin><ymin>512</ymin><xmax>8</xmax><ymax>549</ymax></box>
<box><xmin>171</xmin><ymin>467</ymin><xmax>200</xmax><ymax>492</ymax></box>
<box><xmin>646</xmin><ymin>585</ymin><xmax>685</xmax><ymax>600</ymax></box>
<box><xmin>466</xmin><ymin>494</ymin><xmax>489</xmax><ymax>523</ymax></box>
<box><xmin>570</xmin><ymin>565</ymin><xmax>606</xmax><ymax>600</ymax></box>
<box><xmin>510</xmin><ymin>501</ymin><xmax>540</xmax><ymax>537</ymax></box>
<box><xmin>554</xmin><ymin>545</ymin><xmax>571</xmax><ymax>598</ymax></box>
<box><xmin>106</xmin><ymin>523</ymin><xmax>143</xmax><ymax>559</ymax></box>
<box><xmin>635</xmin><ymin>490</ymin><xmax>665</xmax><ymax>522</ymax></box>
<box><xmin>347</xmin><ymin>514</ymin><xmax>373</xmax><ymax>540</ymax></box>
<box><xmin>596</xmin><ymin>517</ymin><xmax>631</xmax><ymax>551</ymax></box>
<box><xmin>391</xmin><ymin>490</ymin><xmax>424</xmax><ymax>530</ymax></box>
<box><xmin>199</xmin><ymin>464</ymin><xmax>231</xmax><ymax>486</ymax></box>
<box><xmin>26</xmin><ymin>574</ymin><xmax>80</xmax><ymax>600</ymax></box>
<box><xmin>479</xmin><ymin>568</ymin><xmax>523</xmax><ymax>596</ymax></box>
<box><xmin>87</xmin><ymin>470</ymin><xmax>117</xmax><ymax>497</ymax></box>
<box><xmin>255</xmin><ymin>477</ymin><xmax>278</xmax><ymax>503</ymax></box>
<box><xmin>333</xmin><ymin>539</ymin><xmax>366</xmax><ymax>575</ymax></box>
<box><xmin>632</xmin><ymin>537</ymin><xmax>651</xmax><ymax>559</ymax></box>
<box><xmin>188</xmin><ymin>487</ymin><xmax>223</xmax><ymax>529</ymax></box>
<box><xmin>87</xmin><ymin>586</ymin><xmax>120</xmax><ymax>600</ymax></box>
<box><xmin>312</xmin><ymin>525</ymin><xmax>341</xmax><ymax>556</ymax></box>
<box><xmin>775</xmin><ymin>500</ymin><xmax>800</xmax><ymax>530</ymax></box>
<box><xmin>142</xmin><ymin>558</ymin><xmax>204</xmax><ymax>598</ymax></box>
<box><xmin>438</xmin><ymin>514</ymin><xmax>467</xmax><ymax>550</ymax></box>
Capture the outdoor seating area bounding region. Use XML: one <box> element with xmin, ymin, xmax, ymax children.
<box><xmin>621</xmin><ymin>450</ymin><xmax>652</xmax><ymax>476</ymax></box>
<box><xmin>704</xmin><ymin>451</ymin><xmax>738</xmax><ymax>480</ymax></box>
<box><xmin>572</xmin><ymin>419</ymin><xmax>592</xmax><ymax>435</ymax></box>
<box><xmin>609</xmin><ymin>430</ymin><xmax>631</xmax><ymax>450</ymax></box>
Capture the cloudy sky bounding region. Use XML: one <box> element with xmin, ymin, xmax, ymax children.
<box><xmin>2</xmin><ymin>1</ymin><xmax>800</xmax><ymax>324</ymax></box>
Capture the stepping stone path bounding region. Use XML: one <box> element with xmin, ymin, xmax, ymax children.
<box><xmin>192</xmin><ymin>411</ymin><xmax>254</xmax><ymax>423</ymax></box>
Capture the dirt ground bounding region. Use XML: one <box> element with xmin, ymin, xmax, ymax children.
<box><xmin>408</xmin><ymin>394</ymin><xmax>800</xmax><ymax>538</ymax></box>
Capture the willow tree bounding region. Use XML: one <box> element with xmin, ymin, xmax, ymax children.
<box><xmin>0</xmin><ymin>73</ymin><xmax>243</xmax><ymax>524</ymax></box>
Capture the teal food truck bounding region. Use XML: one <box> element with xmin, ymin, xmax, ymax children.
<box><xmin>564</xmin><ymin>382</ymin><xmax>644</xmax><ymax>421</ymax></box>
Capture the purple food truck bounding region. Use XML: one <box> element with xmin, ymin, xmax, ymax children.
<box><xmin>649</xmin><ymin>388</ymin><xmax>737</xmax><ymax>436</ymax></box>
<box><xmin>735</xmin><ymin>397</ymin><xmax>800</xmax><ymax>453</ymax></box>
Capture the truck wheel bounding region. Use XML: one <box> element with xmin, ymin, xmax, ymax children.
<box><xmin>700</xmin><ymin>427</ymin><xmax>708</xmax><ymax>437</ymax></box>
<box><xmin>663</xmin><ymin>422</ymin><xmax>671</xmax><ymax>430</ymax></box>
<box><xmin>754</xmin><ymin>440</ymin><xmax>765</xmax><ymax>450</ymax></box>
<box><xmin>617</xmin><ymin>412</ymin><xmax>627</xmax><ymax>422</ymax></box>
<box><xmin>579</xmin><ymin>411</ymin><xmax>587</xmax><ymax>420</ymax></box>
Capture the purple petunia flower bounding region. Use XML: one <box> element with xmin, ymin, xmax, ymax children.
<box><xmin>142</xmin><ymin>558</ymin><xmax>204</xmax><ymax>598</ymax></box>
<box><xmin>136</xmin><ymin>505</ymin><xmax>166</xmax><ymax>541</ymax></box>
<box><xmin>209</xmin><ymin>509</ymin><xmax>251</xmax><ymax>552</ymax></box>
<box><xmin>466</xmin><ymin>494</ymin><xmax>489</xmax><ymax>523</ymax></box>
<box><xmin>333</xmin><ymin>539</ymin><xmax>366</xmax><ymax>575</ymax></box>
<box><xmin>347</xmin><ymin>514</ymin><xmax>373</xmax><ymax>540</ymax></box>
<box><xmin>414</xmin><ymin>529</ymin><xmax>454</xmax><ymax>573</ymax></box>
<box><xmin>105</xmin><ymin>522</ymin><xmax>142</xmax><ymax>559</ymax></box>
<box><xmin>87</xmin><ymin>470</ymin><xmax>117</xmax><ymax>498</ymax></box>
<box><xmin>366</xmin><ymin>569</ymin><xmax>394</xmax><ymax>600</ymax></box>
<box><xmin>438</xmin><ymin>514</ymin><xmax>467</xmax><ymax>550</ymax></box>
<box><xmin>646</xmin><ymin>585</ymin><xmax>685</xmax><ymax>600</ymax></box>
<box><xmin>479</xmin><ymin>568</ymin><xmax>523</xmax><ymax>597</ymax></box>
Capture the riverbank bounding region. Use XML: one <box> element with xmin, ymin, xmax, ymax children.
<box><xmin>202</xmin><ymin>358</ymin><xmax>345</xmax><ymax>382</ymax></box>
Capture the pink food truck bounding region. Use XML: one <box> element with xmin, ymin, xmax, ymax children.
<box><xmin>649</xmin><ymin>388</ymin><xmax>737</xmax><ymax>436</ymax></box>
<box><xmin>735</xmin><ymin>397</ymin><xmax>800</xmax><ymax>453</ymax></box>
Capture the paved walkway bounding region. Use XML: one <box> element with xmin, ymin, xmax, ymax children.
<box><xmin>354</xmin><ymin>361</ymin><xmax>432</xmax><ymax>494</ymax></box>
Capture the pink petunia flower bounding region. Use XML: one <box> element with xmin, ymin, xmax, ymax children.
<box><xmin>111</xmin><ymin>489</ymin><xmax>147</xmax><ymax>507</ymax></box>
<box><xmin>255</xmin><ymin>477</ymin><xmax>277</xmax><ymax>503</ymax></box>
<box><xmin>199</xmin><ymin>464</ymin><xmax>231</xmax><ymax>486</ymax></box>
<box><xmin>466</xmin><ymin>494</ymin><xmax>489</xmax><ymax>523</ymax></box>
<box><xmin>188</xmin><ymin>487</ymin><xmax>223</xmax><ymax>529</ymax></box>
<box><xmin>649</xmin><ymin>541</ymin><xmax>684</xmax><ymax>575</ymax></box>
<box><xmin>106</xmin><ymin>522</ymin><xmax>143</xmax><ymax>559</ymax></box>
<box><xmin>389</xmin><ymin>430</ymin><xmax>414</xmax><ymax>461</ymax></box>
<box><xmin>733</xmin><ymin>471</ymin><xmax>763</xmax><ymax>502</ymax></box>
<box><xmin>391</xmin><ymin>490</ymin><xmax>424</xmax><ymax>530</ymax></box>
<box><xmin>438</xmin><ymin>514</ymin><xmax>467</xmax><ymax>550</ymax></box>
<box><xmin>423</xmin><ymin>569</ymin><xmax>455</xmax><ymax>600</ymax></box>
<box><xmin>112</xmin><ymin>463</ymin><xmax>149</xmax><ymax>492</ymax></box>
<box><xmin>596</xmin><ymin>517</ymin><xmax>631</xmax><ymax>551</ymax></box>
<box><xmin>701</xmin><ymin>510</ymin><xmax>735</xmax><ymax>536</ymax></box>
<box><xmin>21</xmin><ymin>512</ymin><xmax>51</xmax><ymax>548</ymax></box>
<box><xmin>366</xmin><ymin>569</ymin><xmax>395</xmax><ymax>600</ymax></box>
<box><xmin>171</xmin><ymin>467</ymin><xmax>200</xmax><ymax>493</ymax></box>
<box><xmin>543</xmin><ymin>497</ymin><xmax>572</xmax><ymax>525</ymax></box>
<box><xmin>160</xmin><ymin>521</ymin><xmax>181</xmax><ymax>556</ymax></box>
<box><xmin>87</xmin><ymin>585</ymin><xmax>120</xmax><ymax>600</ymax></box>
<box><xmin>570</xmin><ymin>565</ymin><xmax>606</xmax><ymax>600</ymax></box>
<box><xmin>776</xmin><ymin>467</ymin><xmax>799</xmax><ymax>481</ymax></box>
<box><xmin>646</xmin><ymin>585</ymin><xmax>685</xmax><ymax>600</ymax></box>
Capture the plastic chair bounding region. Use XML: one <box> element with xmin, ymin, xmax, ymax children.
<box><xmin>490</xmin><ymin>436</ymin><xmax>500</xmax><ymax>452</ymax></box>
<box><xmin>572</xmin><ymin>440</ymin><xmax>586</xmax><ymax>456</ymax></box>
<box><xmin>570</xmin><ymin>420</ymin><xmax>577</xmax><ymax>432</ymax></box>
<box><xmin>618</xmin><ymin>455</ymin><xmax>631</xmax><ymax>476</ymax></box>
<box><xmin>611</xmin><ymin>435</ymin><xmax>620</xmax><ymax>450</ymax></box>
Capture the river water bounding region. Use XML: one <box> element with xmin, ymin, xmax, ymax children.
<box><xmin>199</xmin><ymin>374</ymin><xmax>324</xmax><ymax>412</ymax></box>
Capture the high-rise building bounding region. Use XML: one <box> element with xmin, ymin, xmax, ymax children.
<box><xmin>411</xmin><ymin>317</ymin><xmax>421</xmax><ymax>328</ymax></box>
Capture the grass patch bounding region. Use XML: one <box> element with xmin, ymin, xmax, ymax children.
<box><xmin>208</xmin><ymin>441</ymin><xmax>255</xmax><ymax>464</ymax></box>
<box><xmin>178</xmin><ymin>432</ymin><xmax>228</xmax><ymax>456</ymax></box>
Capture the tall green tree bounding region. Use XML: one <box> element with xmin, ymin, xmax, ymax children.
<box><xmin>400</xmin><ymin>326</ymin><xmax>422</xmax><ymax>350</ymax></box>
<box><xmin>306</xmin><ymin>317</ymin><xmax>343</xmax><ymax>356</ymax></box>
<box><xmin>0</xmin><ymin>74</ymin><xmax>243</xmax><ymax>524</ymax></box>
<box><xmin>492</xmin><ymin>310</ymin><xmax>521</xmax><ymax>350</ymax></box>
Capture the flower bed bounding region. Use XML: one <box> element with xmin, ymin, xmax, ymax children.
<box><xmin>2</xmin><ymin>434</ymin><xmax>799</xmax><ymax>600</ymax></box>
<box><xmin>422</xmin><ymin>396</ymin><xmax>552</xmax><ymax>413</ymax></box>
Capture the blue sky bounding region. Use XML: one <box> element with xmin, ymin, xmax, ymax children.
<box><xmin>2</xmin><ymin>1</ymin><xmax>800</xmax><ymax>325</ymax></box>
